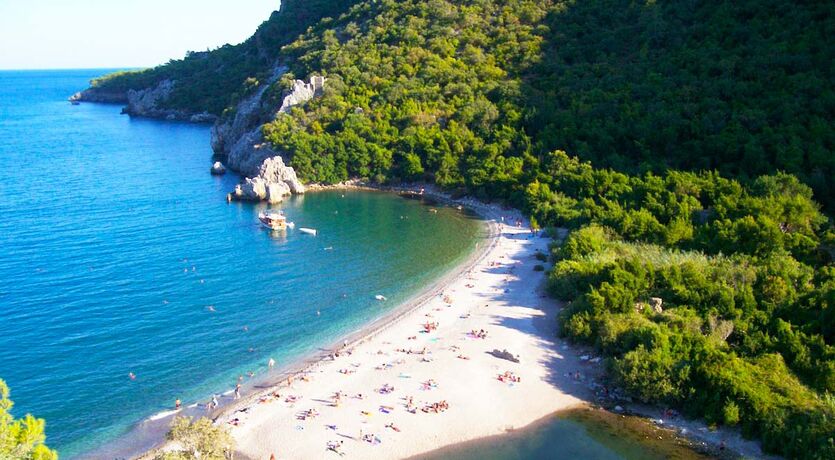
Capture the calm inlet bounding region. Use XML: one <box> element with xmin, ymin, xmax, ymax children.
<box><xmin>0</xmin><ymin>70</ymin><xmax>485</xmax><ymax>458</ymax></box>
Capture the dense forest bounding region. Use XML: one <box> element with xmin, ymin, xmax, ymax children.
<box><xmin>85</xmin><ymin>0</ymin><xmax>833</xmax><ymax>457</ymax></box>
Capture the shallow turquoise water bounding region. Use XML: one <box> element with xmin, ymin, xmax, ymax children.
<box><xmin>415</xmin><ymin>411</ymin><xmax>711</xmax><ymax>460</ymax></box>
<box><xmin>0</xmin><ymin>70</ymin><xmax>485</xmax><ymax>457</ymax></box>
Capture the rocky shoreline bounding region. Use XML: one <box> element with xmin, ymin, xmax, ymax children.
<box><xmin>73</xmin><ymin>69</ymin><xmax>328</xmax><ymax>205</ymax></box>
<box><xmin>70</xmin><ymin>81</ymin><xmax>216</xmax><ymax>123</ymax></box>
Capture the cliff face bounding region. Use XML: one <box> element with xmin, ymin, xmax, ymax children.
<box><xmin>69</xmin><ymin>88</ymin><xmax>127</xmax><ymax>104</ymax></box>
<box><xmin>69</xmin><ymin>0</ymin><xmax>359</xmax><ymax>202</ymax></box>
<box><xmin>72</xmin><ymin>79</ymin><xmax>216</xmax><ymax>123</ymax></box>
<box><xmin>215</xmin><ymin>73</ymin><xmax>326</xmax><ymax>202</ymax></box>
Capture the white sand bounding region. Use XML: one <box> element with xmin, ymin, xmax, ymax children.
<box><xmin>218</xmin><ymin>202</ymin><xmax>592</xmax><ymax>459</ymax></box>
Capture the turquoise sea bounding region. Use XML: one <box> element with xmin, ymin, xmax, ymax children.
<box><xmin>0</xmin><ymin>70</ymin><xmax>485</xmax><ymax>458</ymax></box>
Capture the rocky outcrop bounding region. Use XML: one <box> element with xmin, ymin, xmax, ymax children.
<box><xmin>211</xmin><ymin>65</ymin><xmax>288</xmax><ymax>155</ymax></box>
<box><xmin>214</xmin><ymin>72</ymin><xmax>324</xmax><ymax>202</ymax></box>
<box><xmin>228</xmin><ymin>155</ymin><xmax>303</xmax><ymax>203</ymax></box>
<box><xmin>649</xmin><ymin>297</ymin><xmax>663</xmax><ymax>313</ymax></box>
<box><xmin>259</xmin><ymin>156</ymin><xmax>305</xmax><ymax>194</ymax></box>
<box><xmin>210</xmin><ymin>162</ymin><xmax>226</xmax><ymax>175</ymax></box>
<box><xmin>118</xmin><ymin>80</ymin><xmax>217</xmax><ymax>122</ymax></box>
<box><xmin>124</xmin><ymin>80</ymin><xmax>174</xmax><ymax>116</ymax></box>
<box><xmin>70</xmin><ymin>88</ymin><xmax>127</xmax><ymax>104</ymax></box>
<box><xmin>71</xmin><ymin>80</ymin><xmax>216</xmax><ymax>123</ymax></box>
<box><xmin>278</xmin><ymin>76</ymin><xmax>326</xmax><ymax>113</ymax></box>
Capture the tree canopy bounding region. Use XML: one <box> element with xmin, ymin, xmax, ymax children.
<box><xmin>0</xmin><ymin>379</ymin><xmax>57</xmax><ymax>460</ymax></box>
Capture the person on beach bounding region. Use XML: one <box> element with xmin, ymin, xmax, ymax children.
<box><xmin>235</xmin><ymin>383</ymin><xmax>241</xmax><ymax>399</ymax></box>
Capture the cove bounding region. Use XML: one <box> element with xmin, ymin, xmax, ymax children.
<box><xmin>0</xmin><ymin>70</ymin><xmax>485</xmax><ymax>458</ymax></box>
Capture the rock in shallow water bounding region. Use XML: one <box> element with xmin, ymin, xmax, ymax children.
<box><xmin>210</xmin><ymin>162</ymin><xmax>226</xmax><ymax>175</ymax></box>
<box><xmin>259</xmin><ymin>156</ymin><xmax>305</xmax><ymax>194</ymax></box>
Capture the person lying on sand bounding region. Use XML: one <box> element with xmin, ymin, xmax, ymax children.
<box><xmin>469</xmin><ymin>329</ymin><xmax>488</xmax><ymax>339</ymax></box>
<box><xmin>378</xmin><ymin>383</ymin><xmax>395</xmax><ymax>394</ymax></box>
<box><xmin>422</xmin><ymin>400</ymin><xmax>450</xmax><ymax>413</ymax></box>
<box><xmin>326</xmin><ymin>440</ymin><xmax>345</xmax><ymax>456</ymax></box>
<box><xmin>498</xmin><ymin>371</ymin><xmax>521</xmax><ymax>383</ymax></box>
<box><xmin>385</xmin><ymin>422</ymin><xmax>401</xmax><ymax>432</ymax></box>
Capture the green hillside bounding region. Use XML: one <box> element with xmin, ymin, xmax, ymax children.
<box><xmin>87</xmin><ymin>0</ymin><xmax>361</xmax><ymax>115</ymax></box>
<box><xmin>88</xmin><ymin>1</ymin><xmax>834</xmax><ymax>457</ymax></box>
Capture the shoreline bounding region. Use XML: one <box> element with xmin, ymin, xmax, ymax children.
<box><xmin>91</xmin><ymin>183</ymin><xmax>768</xmax><ymax>460</ymax></box>
<box><xmin>99</xmin><ymin>185</ymin><xmax>499</xmax><ymax>460</ymax></box>
<box><xmin>208</xmin><ymin>186</ymin><xmax>502</xmax><ymax>427</ymax></box>
<box><xmin>191</xmin><ymin>186</ymin><xmax>592</xmax><ymax>459</ymax></box>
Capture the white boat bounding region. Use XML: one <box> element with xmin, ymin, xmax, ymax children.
<box><xmin>299</xmin><ymin>227</ymin><xmax>317</xmax><ymax>236</ymax></box>
<box><xmin>375</xmin><ymin>295</ymin><xmax>387</xmax><ymax>301</ymax></box>
<box><xmin>258</xmin><ymin>211</ymin><xmax>293</xmax><ymax>230</ymax></box>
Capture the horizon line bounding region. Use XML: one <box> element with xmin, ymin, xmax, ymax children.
<box><xmin>0</xmin><ymin>66</ymin><xmax>147</xmax><ymax>72</ymax></box>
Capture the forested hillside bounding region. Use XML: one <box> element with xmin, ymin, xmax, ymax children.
<box><xmin>86</xmin><ymin>0</ymin><xmax>359</xmax><ymax>115</ymax></box>
<box><xmin>526</xmin><ymin>0</ymin><xmax>835</xmax><ymax>212</ymax></box>
<box><xmin>87</xmin><ymin>0</ymin><xmax>834</xmax><ymax>457</ymax></box>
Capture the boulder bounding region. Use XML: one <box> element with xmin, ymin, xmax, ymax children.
<box><xmin>239</xmin><ymin>177</ymin><xmax>268</xmax><ymax>201</ymax></box>
<box><xmin>210</xmin><ymin>162</ymin><xmax>226</xmax><ymax>175</ymax></box>
<box><xmin>259</xmin><ymin>156</ymin><xmax>305</xmax><ymax>194</ymax></box>
<box><xmin>649</xmin><ymin>297</ymin><xmax>663</xmax><ymax>313</ymax></box>
<box><xmin>266</xmin><ymin>182</ymin><xmax>290</xmax><ymax>203</ymax></box>
<box><xmin>230</xmin><ymin>175</ymin><xmax>294</xmax><ymax>204</ymax></box>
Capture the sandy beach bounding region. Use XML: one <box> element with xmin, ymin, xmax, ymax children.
<box><xmin>211</xmin><ymin>197</ymin><xmax>593</xmax><ymax>460</ymax></box>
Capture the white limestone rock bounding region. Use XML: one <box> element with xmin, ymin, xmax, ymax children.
<box><xmin>278</xmin><ymin>76</ymin><xmax>326</xmax><ymax>114</ymax></box>
<box><xmin>259</xmin><ymin>156</ymin><xmax>305</xmax><ymax>194</ymax></box>
<box><xmin>266</xmin><ymin>182</ymin><xmax>291</xmax><ymax>204</ymax></box>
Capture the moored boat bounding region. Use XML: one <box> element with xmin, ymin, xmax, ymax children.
<box><xmin>258</xmin><ymin>211</ymin><xmax>293</xmax><ymax>230</ymax></box>
<box><xmin>299</xmin><ymin>227</ymin><xmax>317</xmax><ymax>236</ymax></box>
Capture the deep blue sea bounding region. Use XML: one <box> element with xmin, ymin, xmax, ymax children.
<box><xmin>0</xmin><ymin>69</ymin><xmax>484</xmax><ymax>458</ymax></box>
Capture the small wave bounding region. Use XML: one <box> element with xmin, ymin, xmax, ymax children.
<box><xmin>147</xmin><ymin>409</ymin><xmax>179</xmax><ymax>421</ymax></box>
